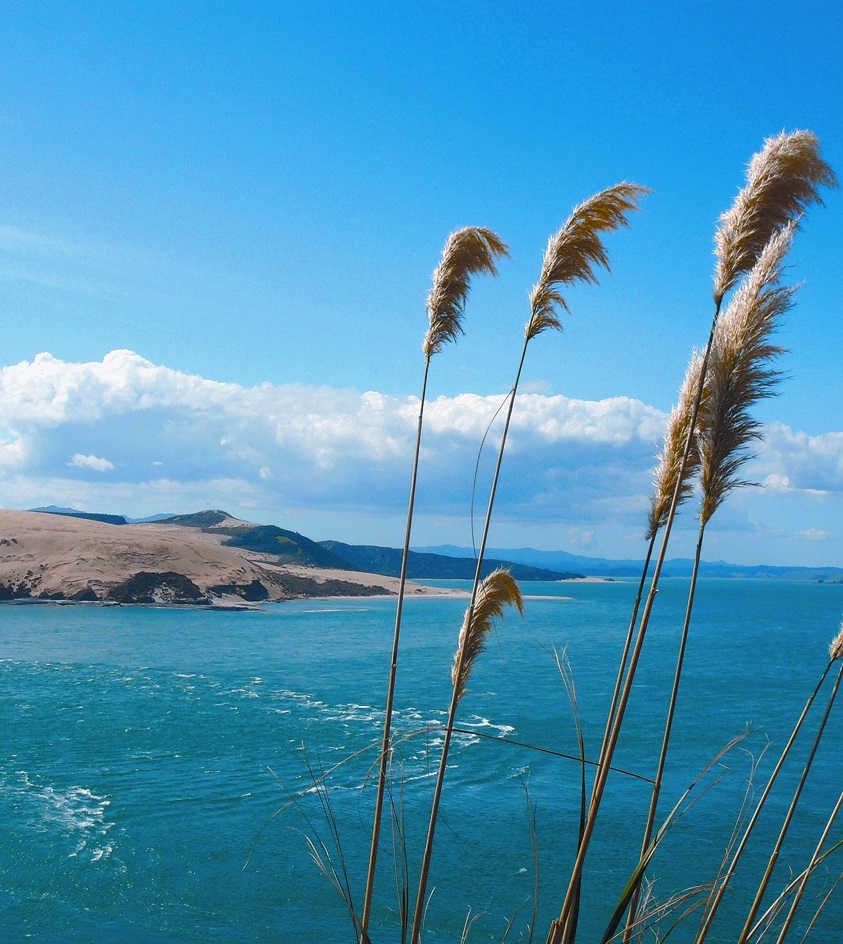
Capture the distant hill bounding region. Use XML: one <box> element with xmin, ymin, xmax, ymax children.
<box><xmin>30</xmin><ymin>506</ymin><xmax>128</xmax><ymax>526</ymax></box>
<box><xmin>319</xmin><ymin>541</ymin><xmax>583</xmax><ymax>581</ymax></box>
<box><xmin>31</xmin><ymin>506</ymin><xmax>174</xmax><ymax>526</ymax></box>
<box><xmin>159</xmin><ymin>511</ymin><xmax>352</xmax><ymax>569</ymax></box>
<box><xmin>415</xmin><ymin>544</ymin><xmax>843</xmax><ymax>581</ymax></box>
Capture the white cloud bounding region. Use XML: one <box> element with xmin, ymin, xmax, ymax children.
<box><xmin>0</xmin><ymin>350</ymin><xmax>841</xmax><ymax>565</ymax></box>
<box><xmin>0</xmin><ymin>437</ymin><xmax>26</xmax><ymax>470</ymax></box>
<box><xmin>0</xmin><ymin>350</ymin><xmax>664</xmax><ymax>527</ymax></box>
<box><xmin>797</xmin><ymin>529</ymin><xmax>830</xmax><ymax>542</ymax></box>
<box><xmin>68</xmin><ymin>453</ymin><xmax>115</xmax><ymax>472</ymax></box>
<box><xmin>756</xmin><ymin>424</ymin><xmax>843</xmax><ymax>495</ymax></box>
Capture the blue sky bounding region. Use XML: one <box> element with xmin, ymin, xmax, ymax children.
<box><xmin>0</xmin><ymin>1</ymin><xmax>841</xmax><ymax>566</ymax></box>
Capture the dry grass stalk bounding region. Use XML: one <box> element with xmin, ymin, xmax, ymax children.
<box><xmin>423</xmin><ymin>227</ymin><xmax>509</xmax><ymax>358</ymax></box>
<box><xmin>630</xmin><ymin>227</ymin><xmax>797</xmax><ymax>944</ymax></box>
<box><xmin>713</xmin><ymin>130</ymin><xmax>836</xmax><ymax>304</ymax></box>
<box><xmin>693</xmin><ymin>661</ymin><xmax>837</xmax><ymax>944</ymax></box>
<box><xmin>526</xmin><ymin>183</ymin><xmax>649</xmax><ymax>340</ymax></box>
<box><xmin>600</xmin><ymin>349</ymin><xmax>706</xmax><ymax>836</ymax></box>
<box><xmin>646</xmin><ymin>351</ymin><xmax>705</xmax><ymax>540</ymax></box>
<box><xmin>699</xmin><ymin>224</ymin><xmax>796</xmax><ymax>526</ymax></box>
<box><xmin>363</xmin><ymin>225</ymin><xmax>507</xmax><ymax>938</ymax></box>
<box><xmin>410</xmin><ymin>571</ymin><xmax>523</xmax><ymax>943</ymax></box>
<box><xmin>613</xmin><ymin>136</ymin><xmax>833</xmax><ymax>943</ymax></box>
<box><xmin>736</xmin><ymin>659</ymin><xmax>843</xmax><ymax>944</ymax></box>
<box><xmin>773</xmin><ymin>788</ymin><xmax>843</xmax><ymax>944</ymax></box>
<box><xmin>414</xmin><ymin>182</ymin><xmax>646</xmax><ymax>943</ymax></box>
<box><xmin>452</xmin><ymin>568</ymin><xmax>523</xmax><ymax>704</ymax></box>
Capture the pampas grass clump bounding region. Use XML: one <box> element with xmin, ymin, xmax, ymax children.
<box><xmin>295</xmin><ymin>131</ymin><xmax>840</xmax><ymax>944</ymax></box>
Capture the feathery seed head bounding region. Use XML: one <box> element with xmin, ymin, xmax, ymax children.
<box><xmin>646</xmin><ymin>350</ymin><xmax>704</xmax><ymax>540</ymax></box>
<box><xmin>714</xmin><ymin>130</ymin><xmax>837</xmax><ymax>305</ymax></box>
<box><xmin>526</xmin><ymin>182</ymin><xmax>649</xmax><ymax>341</ymax></box>
<box><xmin>452</xmin><ymin>569</ymin><xmax>523</xmax><ymax>704</ymax></box>
<box><xmin>423</xmin><ymin>227</ymin><xmax>509</xmax><ymax>358</ymax></box>
<box><xmin>830</xmin><ymin>620</ymin><xmax>843</xmax><ymax>661</ymax></box>
<box><xmin>699</xmin><ymin>226</ymin><xmax>797</xmax><ymax>525</ymax></box>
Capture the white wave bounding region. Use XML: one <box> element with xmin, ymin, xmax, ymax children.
<box><xmin>12</xmin><ymin>773</ymin><xmax>114</xmax><ymax>863</ymax></box>
<box><xmin>399</xmin><ymin>769</ymin><xmax>438</xmax><ymax>785</ymax></box>
<box><xmin>461</xmin><ymin>715</ymin><xmax>516</xmax><ymax>737</ymax></box>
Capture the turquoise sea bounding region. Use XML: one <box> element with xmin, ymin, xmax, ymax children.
<box><xmin>2</xmin><ymin>578</ymin><xmax>842</xmax><ymax>943</ymax></box>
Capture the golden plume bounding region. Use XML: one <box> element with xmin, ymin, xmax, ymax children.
<box><xmin>423</xmin><ymin>227</ymin><xmax>509</xmax><ymax>358</ymax></box>
<box><xmin>699</xmin><ymin>224</ymin><xmax>796</xmax><ymax>525</ymax></box>
<box><xmin>830</xmin><ymin>620</ymin><xmax>843</xmax><ymax>661</ymax></box>
<box><xmin>713</xmin><ymin>130</ymin><xmax>836</xmax><ymax>305</ymax></box>
<box><xmin>646</xmin><ymin>350</ymin><xmax>705</xmax><ymax>540</ymax></box>
<box><xmin>452</xmin><ymin>569</ymin><xmax>523</xmax><ymax>704</ymax></box>
<box><xmin>526</xmin><ymin>182</ymin><xmax>649</xmax><ymax>341</ymax></box>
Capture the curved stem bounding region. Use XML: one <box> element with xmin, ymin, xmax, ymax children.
<box><xmin>736</xmin><ymin>660</ymin><xmax>843</xmax><ymax>944</ymax></box>
<box><xmin>694</xmin><ymin>660</ymin><xmax>834</xmax><ymax>944</ymax></box>
<box><xmin>774</xmin><ymin>789</ymin><xmax>843</xmax><ymax>944</ymax></box>
<box><xmin>596</xmin><ymin>532</ymin><xmax>656</xmax><ymax>788</ymax></box>
<box><xmin>362</xmin><ymin>360</ymin><xmax>430</xmax><ymax>938</ymax></box>
<box><xmin>625</xmin><ymin>522</ymin><xmax>706</xmax><ymax>941</ymax></box>
<box><xmin>547</xmin><ymin>299</ymin><xmax>722</xmax><ymax>944</ymax></box>
<box><xmin>410</xmin><ymin>340</ymin><xmax>529</xmax><ymax>944</ymax></box>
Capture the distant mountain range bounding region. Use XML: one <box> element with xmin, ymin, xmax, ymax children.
<box><xmin>415</xmin><ymin>544</ymin><xmax>843</xmax><ymax>582</ymax></box>
<box><xmin>28</xmin><ymin>506</ymin><xmax>843</xmax><ymax>582</ymax></box>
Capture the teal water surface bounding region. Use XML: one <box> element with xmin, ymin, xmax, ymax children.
<box><xmin>1</xmin><ymin>579</ymin><xmax>842</xmax><ymax>943</ymax></box>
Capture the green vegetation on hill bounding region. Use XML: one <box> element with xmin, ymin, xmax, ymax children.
<box><xmin>162</xmin><ymin>510</ymin><xmax>230</xmax><ymax>528</ymax></box>
<box><xmin>216</xmin><ymin>525</ymin><xmax>352</xmax><ymax>568</ymax></box>
<box><xmin>32</xmin><ymin>507</ymin><xmax>128</xmax><ymax>526</ymax></box>
<box><xmin>157</xmin><ymin>511</ymin><xmax>354</xmax><ymax>569</ymax></box>
<box><xmin>320</xmin><ymin>540</ymin><xmax>583</xmax><ymax>581</ymax></box>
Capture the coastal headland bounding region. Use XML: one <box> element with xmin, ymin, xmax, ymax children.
<box><xmin>0</xmin><ymin>509</ymin><xmax>456</xmax><ymax>606</ymax></box>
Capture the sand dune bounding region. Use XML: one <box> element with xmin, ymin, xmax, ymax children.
<box><xmin>0</xmin><ymin>510</ymin><xmax>453</xmax><ymax>605</ymax></box>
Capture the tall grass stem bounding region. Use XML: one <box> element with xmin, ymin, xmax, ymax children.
<box><xmin>736</xmin><ymin>660</ymin><xmax>843</xmax><ymax>944</ymax></box>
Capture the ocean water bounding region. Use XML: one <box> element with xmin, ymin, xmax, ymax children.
<box><xmin>1</xmin><ymin>579</ymin><xmax>842</xmax><ymax>943</ymax></box>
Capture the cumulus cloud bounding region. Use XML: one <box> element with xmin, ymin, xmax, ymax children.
<box><xmin>0</xmin><ymin>349</ymin><xmax>664</xmax><ymax>522</ymax></box>
<box><xmin>68</xmin><ymin>453</ymin><xmax>115</xmax><ymax>472</ymax></box>
<box><xmin>756</xmin><ymin>424</ymin><xmax>843</xmax><ymax>495</ymax></box>
<box><xmin>0</xmin><ymin>350</ymin><xmax>841</xmax><ymax>564</ymax></box>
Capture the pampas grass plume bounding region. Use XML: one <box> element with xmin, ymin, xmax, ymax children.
<box><xmin>452</xmin><ymin>569</ymin><xmax>523</xmax><ymax>704</ymax></box>
<box><xmin>423</xmin><ymin>227</ymin><xmax>509</xmax><ymax>358</ymax></box>
<box><xmin>714</xmin><ymin>130</ymin><xmax>836</xmax><ymax>304</ymax></box>
<box><xmin>647</xmin><ymin>350</ymin><xmax>704</xmax><ymax>540</ymax></box>
<box><xmin>526</xmin><ymin>182</ymin><xmax>649</xmax><ymax>340</ymax></box>
<box><xmin>830</xmin><ymin>620</ymin><xmax>843</xmax><ymax>661</ymax></box>
<box><xmin>699</xmin><ymin>224</ymin><xmax>796</xmax><ymax>525</ymax></box>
